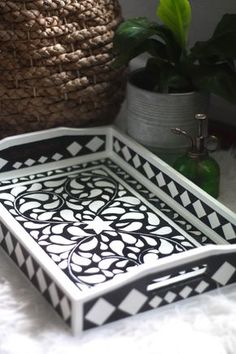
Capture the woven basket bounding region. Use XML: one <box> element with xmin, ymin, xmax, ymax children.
<box><xmin>0</xmin><ymin>0</ymin><xmax>124</xmax><ymax>138</ymax></box>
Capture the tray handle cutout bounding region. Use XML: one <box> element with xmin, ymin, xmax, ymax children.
<box><xmin>83</xmin><ymin>246</ymin><xmax>236</xmax><ymax>332</ymax></box>
<box><xmin>135</xmin><ymin>246</ymin><xmax>236</xmax><ymax>300</ymax></box>
<box><xmin>146</xmin><ymin>265</ymin><xmax>207</xmax><ymax>293</ymax></box>
<box><xmin>88</xmin><ymin>246</ymin><xmax>236</xmax><ymax>310</ymax></box>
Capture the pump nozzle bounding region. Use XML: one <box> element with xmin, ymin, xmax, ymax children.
<box><xmin>195</xmin><ymin>113</ymin><xmax>208</xmax><ymax>152</ymax></box>
<box><xmin>172</xmin><ymin>113</ymin><xmax>219</xmax><ymax>156</ymax></box>
<box><xmin>171</xmin><ymin>128</ymin><xmax>194</xmax><ymax>149</ymax></box>
<box><xmin>195</xmin><ymin>113</ymin><xmax>208</xmax><ymax>138</ymax></box>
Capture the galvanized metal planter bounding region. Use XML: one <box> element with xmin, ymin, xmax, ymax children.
<box><xmin>127</xmin><ymin>69</ymin><xmax>209</xmax><ymax>164</ymax></box>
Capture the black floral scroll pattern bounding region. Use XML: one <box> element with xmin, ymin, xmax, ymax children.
<box><xmin>1</xmin><ymin>158</ymin><xmax>210</xmax><ymax>245</ymax></box>
<box><xmin>0</xmin><ymin>166</ymin><xmax>197</xmax><ymax>290</ymax></box>
<box><xmin>67</xmin><ymin>231</ymin><xmax>188</xmax><ymax>287</ymax></box>
<box><xmin>104</xmin><ymin>159</ymin><xmax>211</xmax><ymax>246</ymax></box>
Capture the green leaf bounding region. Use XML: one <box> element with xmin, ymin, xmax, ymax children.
<box><xmin>146</xmin><ymin>58</ymin><xmax>193</xmax><ymax>93</ymax></box>
<box><xmin>113</xmin><ymin>18</ymin><xmax>157</xmax><ymax>54</ymax></box>
<box><xmin>214</xmin><ymin>14</ymin><xmax>236</xmax><ymax>38</ymax></box>
<box><xmin>152</xmin><ymin>24</ymin><xmax>182</xmax><ymax>62</ymax></box>
<box><xmin>163</xmin><ymin>72</ymin><xmax>193</xmax><ymax>92</ymax></box>
<box><xmin>145</xmin><ymin>38</ymin><xmax>168</xmax><ymax>58</ymax></box>
<box><xmin>157</xmin><ymin>0</ymin><xmax>192</xmax><ymax>48</ymax></box>
<box><xmin>191</xmin><ymin>14</ymin><xmax>236</xmax><ymax>60</ymax></box>
<box><xmin>191</xmin><ymin>64</ymin><xmax>236</xmax><ymax>104</ymax></box>
<box><xmin>112</xmin><ymin>18</ymin><xmax>165</xmax><ymax>68</ymax></box>
<box><xmin>113</xmin><ymin>17</ymin><xmax>181</xmax><ymax>68</ymax></box>
<box><xmin>112</xmin><ymin>38</ymin><xmax>167</xmax><ymax>69</ymax></box>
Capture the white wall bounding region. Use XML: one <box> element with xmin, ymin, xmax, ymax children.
<box><xmin>118</xmin><ymin>0</ymin><xmax>236</xmax><ymax>126</ymax></box>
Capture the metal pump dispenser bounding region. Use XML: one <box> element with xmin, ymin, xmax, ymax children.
<box><xmin>171</xmin><ymin>114</ymin><xmax>220</xmax><ymax>198</ymax></box>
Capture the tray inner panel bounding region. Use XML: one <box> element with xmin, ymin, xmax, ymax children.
<box><xmin>0</xmin><ymin>159</ymin><xmax>202</xmax><ymax>291</ymax></box>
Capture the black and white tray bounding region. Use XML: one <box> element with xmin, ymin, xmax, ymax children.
<box><xmin>0</xmin><ymin>126</ymin><xmax>235</xmax><ymax>334</ymax></box>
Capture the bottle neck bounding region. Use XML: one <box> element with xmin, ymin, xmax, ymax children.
<box><xmin>187</xmin><ymin>148</ymin><xmax>208</xmax><ymax>159</ymax></box>
<box><xmin>195</xmin><ymin>136</ymin><xmax>205</xmax><ymax>153</ymax></box>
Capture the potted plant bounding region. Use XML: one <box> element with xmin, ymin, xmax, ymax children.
<box><xmin>113</xmin><ymin>0</ymin><xmax>236</xmax><ymax>163</ymax></box>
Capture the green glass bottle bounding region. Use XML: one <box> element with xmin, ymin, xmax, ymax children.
<box><xmin>172</xmin><ymin>114</ymin><xmax>220</xmax><ymax>198</ymax></box>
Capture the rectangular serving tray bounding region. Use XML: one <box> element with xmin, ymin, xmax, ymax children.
<box><xmin>0</xmin><ymin>126</ymin><xmax>235</xmax><ymax>334</ymax></box>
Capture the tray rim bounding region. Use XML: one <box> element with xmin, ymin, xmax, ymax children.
<box><xmin>0</xmin><ymin>126</ymin><xmax>108</xmax><ymax>151</ymax></box>
<box><xmin>111</xmin><ymin>126</ymin><xmax>236</xmax><ymax>223</ymax></box>
<box><xmin>78</xmin><ymin>243</ymin><xmax>236</xmax><ymax>300</ymax></box>
<box><xmin>0</xmin><ymin>126</ymin><xmax>235</xmax><ymax>310</ymax></box>
<box><xmin>0</xmin><ymin>124</ymin><xmax>234</xmax><ymax>222</ymax></box>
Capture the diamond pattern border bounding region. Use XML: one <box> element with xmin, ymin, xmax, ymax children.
<box><xmin>0</xmin><ymin>159</ymin><xmax>105</xmax><ymax>187</ymax></box>
<box><xmin>0</xmin><ymin>222</ymin><xmax>72</xmax><ymax>326</ymax></box>
<box><xmin>112</xmin><ymin>138</ymin><xmax>236</xmax><ymax>243</ymax></box>
<box><xmin>83</xmin><ymin>279</ymin><xmax>213</xmax><ymax>330</ymax></box>
<box><xmin>0</xmin><ymin>135</ymin><xmax>106</xmax><ymax>173</ymax></box>
<box><xmin>83</xmin><ymin>254</ymin><xmax>236</xmax><ymax>330</ymax></box>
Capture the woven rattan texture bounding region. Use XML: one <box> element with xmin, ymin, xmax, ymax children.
<box><xmin>0</xmin><ymin>0</ymin><xmax>124</xmax><ymax>137</ymax></box>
